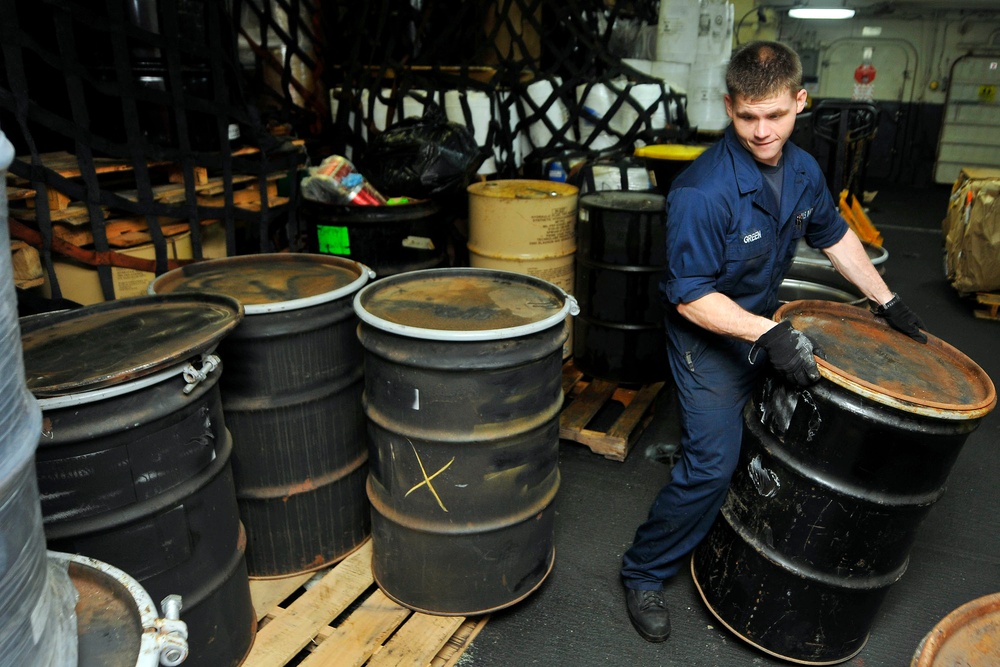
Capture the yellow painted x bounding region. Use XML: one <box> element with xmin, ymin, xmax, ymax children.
<box><xmin>404</xmin><ymin>441</ymin><xmax>455</xmax><ymax>513</ymax></box>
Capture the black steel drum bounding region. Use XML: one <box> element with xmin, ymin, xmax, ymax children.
<box><xmin>354</xmin><ymin>268</ymin><xmax>577</xmax><ymax>615</ymax></box>
<box><xmin>22</xmin><ymin>294</ymin><xmax>256</xmax><ymax>667</ymax></box>
<box><xmin>692</xmin><ymin>300</ymin><xmax>996</xmax><ymax>665</ymax></box>
<box><xmin>574</xmin><ymin>190</ymin><xmax>668</xmax><ymax>384</ymax></box>
<box><xmin>150</xmin><ymin>253</ymin><xmax>374</xmax><ymax>577</ymax></box>
<box><xmin>778</xmin><ymin>277</ymin><xmax>866</xmax><ymax>307</ymax></box>
<box><xmin>302</xmin><ymin>199</ymin><xmax>448</xmax><ymax>276</ymax></box>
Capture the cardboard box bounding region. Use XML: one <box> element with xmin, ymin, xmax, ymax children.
<box><xmin>943</xmin><ymin>167</ymin><xmax>1000</xmax><ymax>294</ymax></box>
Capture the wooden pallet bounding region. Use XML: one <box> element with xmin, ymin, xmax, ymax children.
<box><xmin>974</xmin><ymin>292</ymin><xmax>1000</xmax><ymax>321</ymax></box>
<box><xmin>246</xmin><ymin>540</ymin><xmax>487</xmax><ymax>667</ymax></box>
<box><xmin>559</xmin><ymin>360</ymin><xmax>666</xmax><ymax>462</ymax></box>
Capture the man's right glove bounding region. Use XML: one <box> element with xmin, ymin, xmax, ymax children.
<box><xmin>754</xmin><ymin>321</ymin><xmax>822</xmax><ymax>387</ymax></box>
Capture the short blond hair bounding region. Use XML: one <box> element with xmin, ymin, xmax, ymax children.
<box><xmin>726</xmin><ymin>41</ymin><xmax>803</xmax><ymax>100</ymax></box>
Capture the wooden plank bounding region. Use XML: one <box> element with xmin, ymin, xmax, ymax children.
<box><xmin>300</xmin><ymin>589</ymin><xmax>410</xmax><ymax>667</ymax></box>
<box><xmin>242</xmin><ymin>541</ymin><xmax>375</xmax><ymax>667</ymax></box>
<box><xmin>198</xmin><ymin>172</ymin><xmax>282</xmax><ymax>197</ymax></box>
<box><xmin>6</xmin><ymin>186</ymin><xmax>36</xmax><ymax>202</ymax></box>
<box><xmin>16</xmin><ymin>151</ymin><xmax>137</xmax><ymax>179</ymax></box>
<box><xmin>974</xmin><ymin>292</ymin><xmax>1000</xmax><ymax>320</ymax></box>
<box><xmin>431</xmin><ymin>617</ymin><xmax>490</xmax><ymax>667</ymax></box>
<box><xmin>52</xmin><ymin>223</ymin><xmax>95</xmax><ymax>247</ymax></box>
<box><xmin>11</xmin><ymin>240</ymin><xmax>44</xmax><ymax>288</ymax></box>
<box><xmin>367</xmin><ymin>613</ymin><xmax>465</xmax><ymax>667</ymax></box>
<box><xmin>249</xmin><ymin>572</ymin><xmax>314</xmax><ymax>622</ymax></box>
<box><xmin>606</xmin><ymin>381</ymin><xmax>665</xmax><ymax>443</ymax></box>
<box><xmin>559</xmin><ymin>378</ymin><xmax>617</xmax><ymax>436</ymax></box>
<box><xmin>561</xmin><ymin>360</ymin><xmax>585</xmax><ymax>395</ymax></box>
<box><xmin>11</xmin><ymin>203</ymin><xmax>106</xmax><ymax>225</ymax></box>
<box><xmin>976</xmin><ymin>292</ymin><xmax>1000</xmax><ymax>305</ymax></box>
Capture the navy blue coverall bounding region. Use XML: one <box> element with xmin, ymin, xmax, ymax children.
<box><xmin>620</xmin><ymin>124</ymin><xmax>849</xmax><ymax>590</ymax></box>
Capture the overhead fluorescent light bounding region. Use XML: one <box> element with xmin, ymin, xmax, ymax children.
<box><xmin>788</xmin><ymin>8</ymin><xmax>856</xmax><ymax>19</ymax></box>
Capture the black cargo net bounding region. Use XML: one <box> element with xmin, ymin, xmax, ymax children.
<box><xmin>1</xmin><ymin>0</ymin><xmax>689</xmax><ymax>302</ymax></box>
<box><xmin>326</xmin><ymin>0</ymin><xmax>690</xmax><ymax>179</ymax></box>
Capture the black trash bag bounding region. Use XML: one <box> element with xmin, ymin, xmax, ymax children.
<box><xmin>360</xmin><ymin>106</ymin><xmax>484</xmax><ymax>199</ymax></box>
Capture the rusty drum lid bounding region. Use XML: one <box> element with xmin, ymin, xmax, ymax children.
<box><xmin>775</xmin><ymin>300</ymin><xmax>996</xmax><ymax>419</ymax></box>
<box><xmin>21</xmin><ymin>293</ymin><xmax>242</xmax><ymax>397</ymax></box>
<box><xmin>354</xmin><ymin>267</ymin><xmax>579</xmax><ymax>341</ymax></box>
<box><xmin>149</xmin><ymin>253</ymin><xmax>374</xmax><ymax>314</ymax></box>
<box><xmin>911</xmin><ymin>592</ymin><xmax>1000</xmax><ymax>667</ymax></box>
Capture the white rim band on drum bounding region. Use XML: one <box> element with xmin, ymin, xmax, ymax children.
<box><xmin>353</xmin><ymin>268</ymin><xmax>580</xmax><ymax>342</ymax></box>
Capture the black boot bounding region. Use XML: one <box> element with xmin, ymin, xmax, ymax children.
<box><xmin>625</xmin><ymin>588</ymin><xmax>671</xmax><ymax>642</ymax></box>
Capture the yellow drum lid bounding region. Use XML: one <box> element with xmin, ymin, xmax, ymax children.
<box><xmin>634</xmin><ymin>144</ymin><xmax>709</xmax><ymax>162</ymax></box>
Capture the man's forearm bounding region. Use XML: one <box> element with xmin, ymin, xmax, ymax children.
<box><xmin>676</xmin><ymin>292</ymin><xmax>777</xmax><ymax>343</ymax></box>
<box><xmin>821</xmin><ymin>230</ymin><xmax>894</xmax><ymax>305</ymax></box>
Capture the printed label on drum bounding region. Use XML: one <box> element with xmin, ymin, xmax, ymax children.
<box><xmin>523</xmin><ymin>263</ymin><xmax>574</xmax><ymax>292</ymax></box>
<box><xmin>528</xmin><ymin>207</ymin><xmax>575</xmax><ymax>246</ymax></box>
<box><xmin>401</xmin><ymin>235</ymin><xmax>435</xmax><ymax>250</ymax></box>
<box><xmin>317</xmin><ymin>225</ymin><xmax>351</xmax><ymax>255</ymax></box>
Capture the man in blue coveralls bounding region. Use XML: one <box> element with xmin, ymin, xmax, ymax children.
<box><xmin>621</xmin><ymin>40</ymin><xmax>927</xmax><ymax>642</ymax></box>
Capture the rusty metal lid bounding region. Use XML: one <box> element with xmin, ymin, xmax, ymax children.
<box><xmin>49</xmin><ymin>551</ymin><xmax>163</xmax><ymax>667</ymax></box>
<box><xmin>149</xmin><ymin>253</ymin><xmax>374</xmax><ymax>314</ymax></box>
<box><xmin>775</xmin><ymin>300</ymin><xmax>996</xmax><ymax>419</ymax></box>
<box><xmin>911</xmin><ymin>593</ymin><xmax>1000</xmax><ymax>667</ymax></box>
<box><xmin>354</xmin><ymin>268</ymin><xmax>579</xmax><ymax>341</ymax></box>
<box><xmin>21</xmin><ymin>293</ymin><xmax>242</xmax><ymax>397</ymax></box>
<box><xmin>467</xmin><ymin>179</ymin><xmax>578</xmax><ymax>200</ymax></box>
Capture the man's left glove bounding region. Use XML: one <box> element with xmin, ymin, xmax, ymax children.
<box><xmin>754</xmin><ymin>321</ymin><xmax>822</xmax><ymax>387</ymax></box>
<box><xmin>871</xmin><ymin>294</ymin><xmax>927</xmax><ymax>343</ymax></box>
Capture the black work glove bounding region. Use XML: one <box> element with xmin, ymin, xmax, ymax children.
<box><xmin>754</xmin><ymin>321</ymin><xmax>822</xmax><ymax>386</ymax></box>
<box><xmin>871</xmin><ymin>293</ymin><xmax>927</xmax><ymax>343</ymax></box>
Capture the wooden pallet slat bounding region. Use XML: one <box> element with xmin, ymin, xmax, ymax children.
<box><xmin>974</xmin><ymin>292</ymin><xmax>1000</xmax><ymax>320</ymax></box>
<box><xmin>367</xmin><ymin>613</ymin><xmax>465</xmax><ymax>667</ymax></box>
<box><xmin>559</xmin><ymin>377</ymin><xmax>617</xmax><ymax>434</ymax></box>
<box><xmin>250</xmin><ymin>572</ymin><xmax>314</xmax><ymax>622</ymax></box>
<box><xmin>299</xmin><ymin>589</ymin><xmax>409</xmax><ymax>667</ymax></box>
<box><xmin>244</xmin><ymin>542</ymin><xmax>375</xmax><ymax>667</ymax></box>
<box><xmin>605</xmin><ymin>380</ymin><xmax>666</xmax><ymax>443</ymax></box>
<box><xmin>246</xmin><ymin>539</ymin><xmax>485</xmax><ymax>667</ymax></box>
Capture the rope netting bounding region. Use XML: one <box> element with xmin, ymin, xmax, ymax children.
<box><xmin>1</xmin><ymin>0</ymin><xmax>692</xmax><ymax>302</ymax></box>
